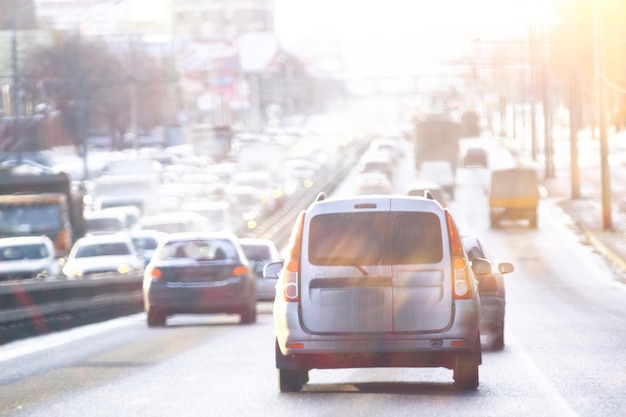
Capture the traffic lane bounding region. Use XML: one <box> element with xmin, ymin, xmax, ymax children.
<box><xmin>1</xmin><ymin>317</ymin><xmax>591</xmax><ymax>417</ymax></box>
<box><xmin>0</xmin><ymin>311</ymin><xmax>271</xmax><ymax>417</ymax></box>
<box><xmin>3</xmin><ymin>136</ymin><xmax>626</xmax><ymax>416</ymax></box>
<box><xmin>454</xmin><ymin>158</ymin><xmax>626</xmax><ymax>416</ymax></box>
<box><xmin>491</xmin><ymin>211</ymin><xmax>626</xmax><ymax>416</ymax></box>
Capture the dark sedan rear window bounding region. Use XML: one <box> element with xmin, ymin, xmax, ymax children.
<box><xmin>308</xmin><ymin>211</ymin><xmax>443</xmax><ymax>266</ymax></box>
<box><xmin>161</xmin><ymin>239</ymin><xmax>237</xmax><ymax>261</ymax></box>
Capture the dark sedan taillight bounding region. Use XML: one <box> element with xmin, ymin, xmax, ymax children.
<box><xmin>232</xmin><ymin>265</ymin><xmax>248</xmax><ymax>276</ymax></box>
<box><xmin>148</xmin><ymin>267</ymin><xmax>163</xmax><ymax>282</ymax></box>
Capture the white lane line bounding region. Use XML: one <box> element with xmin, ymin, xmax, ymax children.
<box><xmin>506</xmin><ymin>331</ymin><xmax>580</xmax><ymax>417</ymax></box>
<box><xmin>0</xmin><ymin>315</ymin><xmax>141</xmax><ymax>363</ymax></box>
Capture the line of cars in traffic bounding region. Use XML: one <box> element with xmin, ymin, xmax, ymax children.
<box><xmin>1</xmin><ymin>126</ymin><xmax>517</xmax><ymax>393</ymax></box>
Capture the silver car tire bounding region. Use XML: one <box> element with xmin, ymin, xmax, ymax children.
<box><xmin>278</xmin><ymin>369</ymin><xmax>307</xmax><ymax>393</ymax></box>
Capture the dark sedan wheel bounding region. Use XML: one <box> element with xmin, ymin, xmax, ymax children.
<box><xmin>492</xmin><ymin>326</ymin><xmax>505</xmax><ymax>350</ymax></box>
<box><xmin>240</xmin><ymin>302</ymin><xmax>257</xmax><ymax>324</ymax></box>
<box><xmin>147</xmin><ymin>309</ymin><xmax>166</xmax><ymax>327</ymax></box>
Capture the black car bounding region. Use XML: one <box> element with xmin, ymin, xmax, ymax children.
<box><xmin>462</xmin><ymin>235</ymin><xmax>514</xmax><ymax>350</ymax></box>
<box><xmin>143</xmin><ymin>232</ymin><xmax>257</xmax><ymax>327</ymax></box>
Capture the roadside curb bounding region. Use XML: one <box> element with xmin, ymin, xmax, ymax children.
<box><xmin>584</xmin><ymin>228</ymin><xmax>626</xmax><ymax>275</ymax></box>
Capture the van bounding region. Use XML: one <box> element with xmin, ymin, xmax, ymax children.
<box><xmin>265</xmin><ymin>193</ymin><xmax>491</xmax><ymax>392</ymax></box>
<box><xmin>489</xmin><ymin>168</ymin><xmax>540</xmax><ymax>228</ymax></box>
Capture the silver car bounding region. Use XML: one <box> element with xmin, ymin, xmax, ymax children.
<box><xmin>265</xmin><ymin>193</ymin><xmax>491</xmax><ymax>392</ymax></box>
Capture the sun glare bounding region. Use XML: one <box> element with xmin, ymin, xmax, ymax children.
<box><xmin>274</xmin><ymin>0</ymin><xmax>549</xmax><ymax>44</ymax></box>
<box><xmin>273</xmin><ymin>0</ymin><xmax>553</xmax><ymax>77</ymax></box>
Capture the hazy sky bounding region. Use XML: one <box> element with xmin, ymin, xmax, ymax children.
<box><xmin>272</xmin><ymin>0</ymin><xmax>545</xmax><ymax>76</ymax></box>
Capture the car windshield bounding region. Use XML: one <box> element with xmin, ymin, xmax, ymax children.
<box><xmin>131</xmin><ymin>237</ymin><xmax>158</xmax><ymax>251</ymax></box>
<box><xmin>308</xmin><ymin>212</ymin><xmax>443</xmax><ymax>266</ymax></box>
<box><xmin>0</xmin><ymin>244</ymin><xmax>48</xmax><ymax>261</ymax></box>
<box><xmin>0</xmin><ymin>204</ymin><xmax>62</xmax><ymax>232</ymax></box>
<box><xmin>85</xmin><ymin>217</ymin><xmax>123</xmax><ymax>231</ymax></box>
<box><xmin>75</xmin><ymin>242</ymin><xmax>131</xmax><ymax>258</ymax></box>
<box><xmin>241</xmin><ymin>244</ymin><xmax>271</xmax><ymax>260</ymax></box>
<box><xmin>462</xmin><ymin>238</ymin><xmax>484</xmax><ymax>262</ymax></box>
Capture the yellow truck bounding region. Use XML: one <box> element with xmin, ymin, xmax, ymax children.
<box><xmin>489</xmin><ymin>168</ymin><xmax>540</xmax><ymax>228</ymax></box>
<box><xmin>0</xmin><ymin>172</ymin><xmax>83</xmax><ymax>256</ymax></box>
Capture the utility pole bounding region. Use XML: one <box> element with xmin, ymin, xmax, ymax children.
<box><xmin>529</xmin><ymin>24</ymin><xmax>538</xmax><ymax>162</ymax></box>
<box><xmin>541</xmin><ymin>20</ymin><xmax>555</xmax><ymax>179</ymax></box>
<box><xmin>568</xmin><ymin>0</ymin><xmax>581</xmax><ymax>199</ymax></box>
<box><xmin>10</xmin><ymin>0</ymin><xmax>22</xmax><ymax>159</ymax></box>
<box><xmin>595</xmin><ymin>0</ymin><xmax>612</xmax><ymax>229</ymax></box>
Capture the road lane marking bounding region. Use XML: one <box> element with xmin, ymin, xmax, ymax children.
<box><xmin>506</xmin><ymin>331</ymin><xmax>580</xmax><ymax>417</ymax></box>
<box><xmin>0</xmin><ymin>315</ymin><xmax>141</xmax><ymax>363</ymax></box>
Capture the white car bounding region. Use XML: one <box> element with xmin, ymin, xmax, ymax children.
<box><xmin>62</xmin><ymin>233</ymin><xmax>144</xmax><ymax>279</ymax></box>
<box><xmin>0</xmin><ymin>236</ymin><xmax>60</xmax><ymax>281</ymax></box>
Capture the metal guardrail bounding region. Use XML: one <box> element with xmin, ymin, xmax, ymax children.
<box><xmin>0</xmin><ymin>134</ymin><xmax>372</xmax><ymax>336</ymax></box>
<box><xmin>0</xmin><ymin>273</ymin><xmax>144</xmax><ymax>325</ymax></box>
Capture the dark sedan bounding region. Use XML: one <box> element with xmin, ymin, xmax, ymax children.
<box><xmin>462</xmin><ymin>235</ymin><xmax>514</xmax><ymax>350</ymax></box>
<box><xmin>143</xmin><ymin>232</ymin><xmax>257</xmax><ymax>327</ymax></box>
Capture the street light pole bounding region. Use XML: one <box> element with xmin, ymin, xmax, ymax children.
<box><xmin>10</xmin><ymin>0</ymin><xmax>22</xmax><ymax>160</ymax></box>
<box><xmin>541</xmin><ymin>19</ymin><xmax>555</xmax><ymax>179</ymax></box>
<box><xmin>567</xmin><ymin>0</ymin><xmax>581</xmax><ymax>200</ymax></box>
<box><xmin>595</xmin><ymin>0</ymin><xmax>612</xmax><ymax>229</ymax></box>
<box><xmin>529</xmin><ymin>23</ymin><xmax>538</xmax><ymax>162</ymax></box>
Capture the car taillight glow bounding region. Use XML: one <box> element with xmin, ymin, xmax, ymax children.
<box><xmin>232</xmin><ymin>266</ymin><xmax>248</xmax><ymax>276</ymax></box>
<box><xmin>446</xmin><ymin>211</ymin><xmax>473</xmax><ymax>299</ymax></box>
<box><xmin>150</xmin><ymin>267</ymin><xmax>162</xmax><ymax>281</ymax></box>
<box><xmin>281</xmin><ymin>211</ymin><xmax>304</xmax><ymax>302</ymax></box>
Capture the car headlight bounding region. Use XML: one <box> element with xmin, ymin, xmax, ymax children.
<box><xmin>64</xmin><ymin>267</ymin><xmax>83</xmax><ymax>278</ymax></box>
<box><xmin>118</xmin><ymin>264</ymin><xmax>131</xmax><ymax>274</ymax></box>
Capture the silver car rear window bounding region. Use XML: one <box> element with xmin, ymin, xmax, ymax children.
<box><xmin>308</xmin><ymin>212</ymin><xmax>443</xmax><ymax>266</ymax></box>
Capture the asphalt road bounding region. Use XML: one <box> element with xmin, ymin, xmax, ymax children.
<box><xmin>1</xmin><ymin>135</ymin><xmax>626</xmax><ymax>416</ymax></box>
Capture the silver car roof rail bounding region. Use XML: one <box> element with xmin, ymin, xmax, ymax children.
<box><xmin>315</xmin><ymin>192</ymin><xmax>327</xmax><ymax>202</ymax></box>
